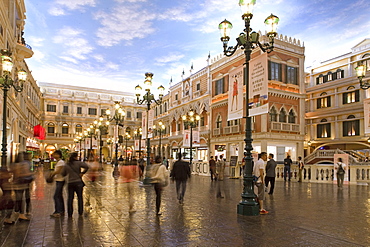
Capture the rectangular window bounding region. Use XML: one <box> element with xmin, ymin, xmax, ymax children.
<box><xmin>215</xmin><ymin>78</ymin><xmax>224</xmax><ymax>95</ymax></box>
<box><xmin>196</xmin><ymin>82</ymin><xmax>200</xmax><ymax>91</ymax></box>
<box><xmin>317</xmin><ymin>123</ymin><xmax>331</xmax><ymax>138</ymax></box>
<box><xmin>88</xmin><ymin>108</ymin><xmax>97</xmax><ymax>115</ymax></box>
<box><xmin>175</xmin><ymin>94</ymin><xmax>178</xmax><ymax>100</ymax></box>
<box><xmin>269</xmin><ymin>62</ymin><xmax>282</xmax><ymax>81</ymax></box>
<box><xmin>343</xmin><ymin>90</ymin><xmax>360</xmax><ymax>104</ymax></box>
<box><xmin>317</xmin><ymin>96</ymin><xmax>331</xmax><ymax>109</ymax></box>
<box><xmin>200</xmin><ymin>116</ymin><xmax>205</xmax><ymax>127</ymax></box>
<box><xmin>101</xmin><ymin>109</ymin><xmax>106</xmax><ymax>116</ymax></box>
<box><xmin>77</xmin><ymin>107</ymin><xmax>82</xmax><ymax>114</ymax></box>
<box><xmin>136</xmin><ymin>112</ymin><xmax>142</xmax><ymax>119</ymax></box>
<box><xmin>343</xmin><ymin>120</ymin><xmax>360</xmax><ymax>136</ymax></box>
<box><xmin>177</xmin><ymin>123</ymin><xmax>181</xmax><ymax>131</ymax></box>
<box><xmin>46</xmin><ymin>104</ymin><xmax>56</xmax><ymax>112</ymax></box>
<box><xmin>287</xmin><ymin>66</ymin><xmax>298</xmax><ymax>85</ymax></box>
<box><xmin>127</xmin><ymin>111</ymin><xmax>132</xmax><ymax>118</ymax></box>
<box><xmin>63</xmin><ymin>105</ymin><xmax>68</xmax><ymax>113</ymax></box>
<box><xmin>48</xmin><ymin>126</ymin><xmax>55</xmax><ymax>133</ymax></box>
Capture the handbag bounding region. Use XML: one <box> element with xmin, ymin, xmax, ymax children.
<box><xmin>46</xmin><ymin>174</ymin><xmax>54</xmax><ymax>183</ymax></box>
<box><xmin>16</xmin><ymin>175</ymin><xmax>34</xmax><ymax>184</ymax></box>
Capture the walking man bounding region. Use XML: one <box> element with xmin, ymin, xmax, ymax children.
<box><xmin>254</xmin><ymin>152</ymin><xmax>268</xmax><ymax>214</ymax></box>
<box><xmin>209</xmin><ymin>156</ymin><xmax>216</xmax><ymax>181</ymax></box>
<box><xmin>216</xmin><ymin>155</ymin><xmax>226</xmax><ymax>181</ymax></box>
<box><xmin>265</xmin><ymin>153</ymin><xmax>277</xmax><ymax>195</ymax></box>
<box><xmin>298</xmin><ymin>156</ymin><xmax>304</xmax><ymax>182</ymax></box>
<box><xmin>283</xmin><ymin>155</ymin><xmax>293</xmax><ymax>181</ymax></box>
<box><xmin>334</xmin><ymin>157</ymin><xmax>346</xmax><ymax>188</ymax></box>
<box><xmin>170</xmin><ymin>153</ymin><xmax>191</xmax><ymax>204</ymax></box>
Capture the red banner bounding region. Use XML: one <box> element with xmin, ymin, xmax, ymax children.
<box><xmin>34</xmin><ymin>124</ymin><xmax>45</xmax><ymax>140</ymax></box>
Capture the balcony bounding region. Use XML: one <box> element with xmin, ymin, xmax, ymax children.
<box><xmin>270</xmin><ymin>122</ymin><xmax>300</xmax><ymax>132</ymax></box>
<box><xmin>16</xmin><ymin>43</ymin><xmax>33</xmax><ymax>59</ymax></box>
<box><xmin>213</xmin><ymin>128</ymin><xmax>221</xmax><ymax>136</ymax></box>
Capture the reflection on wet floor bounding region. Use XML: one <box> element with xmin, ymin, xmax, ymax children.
<box><xmin>0</xmin><ymin>165</ymin><xmax>368</xmax><ymax>246</ymax></box>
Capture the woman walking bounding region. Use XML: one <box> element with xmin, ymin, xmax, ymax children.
<box><xmin>150</xmin><ymin>156</ymin><xmax>167</xmax><ymax>215</ymax></box>
<box><xmin>63</xmin><ymin>152</ymin><xmax>89</xmax><ymax>217</ymax></box>
<box><xmin>50</xmin><ymin>150</ymin><xmax>66</xmax><ymax>217</ymax></box>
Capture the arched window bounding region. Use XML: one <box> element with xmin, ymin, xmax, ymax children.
<box><xmin>76</xmin><ymin>124</ymin><xmax>82</xmax><ymax>133</ymax></box>
<box><xmin>47</xmin><ymin>123</ymin><xmax>55</xmax><ymax>134</ymax></box>
<box><xmin>126</xmin><ymin>127</ymin><xmax>131</xmax><ymax>135</ymax></box>
<box><xmin>343</xmin><ymin>86</ymin><xmax>359</xmax><ymax>104</ymax></box>
<box><xmin>62</xmin><ymin>123</ymin><xmax>69</xmax><ymax>134</ymax></box>
<box><xmin>288</xmin><ymin>109</ymin><xmax>296</xmax><ymax>123</ymax></box>
<box><xmin>216</xmin><ymin>115</ymin><xmax>222</xmax><ymax>128</ymax></box>
<box><xmin>279</xmin><ymin>108</ymin><xmax>287</xmax><ymax>123</ymax></box>
<box><xmin>343</xmin><ymin>115</ymin><xmax>359</xmax><ymax>136</ymax></box>
<box><xmin>269</xmin><ymin>106</ymin><xmax>277</xmax><ymax>122</ymax></box>
<box><xmin>317</xmin><ymin>119</ymin><xmax>330</xmax><ymax>138</ymax></box>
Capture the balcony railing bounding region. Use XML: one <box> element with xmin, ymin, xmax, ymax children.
<box><xmin>270</xmin><ymin>122</ymin><xmax>299</xmax><ymax>132</ymax></box>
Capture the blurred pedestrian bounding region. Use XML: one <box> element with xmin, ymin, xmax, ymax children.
<box><xmin>50</xmin><ymin>150</ymin><xmax>66</xmax><ymax>217</ymax></box>
<box><xmin>138</xmin><ymin>156</ymin><xmax>145</xmax><ymax>180</ymax></box>
<box><xmin>170</xmin><ymin>153</ymin><xmax>191</xmax><ymax>204</ymax></box>
<box><xmin>163</xmin><ymin>157</ymin><xmax>169</xmax><ymax>169</ymax></box>
<box><xmin>11</xmin><ymin>152</ymin><xmax>34</xmax><ymax>221</ymax></box>
<box><xmin>0</xmin><ymin>168</ymin><xmax>14</xmax><ymax>224</ymax></box>
<box><xmin>254</xmin><ymin>152</ymin><xmax>268</xmax><ymax>215</ymax></box>
<box><xmin>63</xmin><ymin>152</ymin><xmax>89</xmax><ymax>217</ymax></box>
<box><xmin>120</xmin><ymin>157</ymin><xmax>138</xmax><ymax>213</ymax></box>
<box><xmin>209</xmin><ymin>156</ymin><xmax>216</xmax><ymax>181</ymax></box>
<box><xmin>150</xmin><ymin>156</ymin><xmax>168</xmax><ymax>215</ymax></box>
<box><xmin>297</xmin><ymin>156</ymin><xmax>304</xmax><ymax>183</ymax></box>
<box><xmin>334</xmin><ymin>157</ymin><xmax>346</xmax><ymax>188</ymax></box>
<box><xmin>216</xmin><ymin>155</ymin><xmax>225</xmax><ymax>181</ymax></box>
<box><xmin>265</xmin><ymin>153</ymin><xmax>277</xmax><ymax>195</ymax></box>
<box><xmin>87</xmin><ymin>156</ymin><xmax>100</xmax><ymax>182</ymax></box>
<box><xmin>283</xmin><ymin>155</ymin><xmax>292</xmax><ymax>181</ymax></box>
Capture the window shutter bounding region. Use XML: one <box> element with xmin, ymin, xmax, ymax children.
<box><xmin>284</xmin><ymin>64</ymin><xmax>287</xmax><ymax>83</ymax></box>
<box><xmin>317</xmin><ymin>98</ymin><xmax>321</xmax><ymax>109</ymax></box>
<box><xmin>355</xmin><ymin>90</ymin><xmax>360</xmax><ymax>102</ymax></box>
<box><xmin>316</xmin><ymin>77</ymin><xmax>319</xmax><ymax>85</ymax></box>
<box><xmin>268</xmin><ymin>61</ymin><xmax>271</xmax><ymax>80</ymax></box>
<box><xmin>342</xmin><ymin>93</ymin><xmax>347</xmax><ymax>104</ymax></box>
<box><xmin>278</xmin><ymin>63</ymin><xmax>282</xmax><ymax>82</ymax></box>
<box><xmin>327</xmin><ymin>96</ymin><xmax>331</xmax><ymax>107</ymax></box>
<box><xmin>341</xmin><ymin>70</ymin><xmax>344</xmax><ymax>79</ymax></box>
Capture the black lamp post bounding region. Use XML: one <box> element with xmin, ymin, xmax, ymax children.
<box><xmin>218</xmin><ymin>0</ymin><xmax>279</xmax><ymax>216</ymax></box>
<box><xmin>85</xmin><ymin>123</ymin><xmax>98</xmax><ymax>160</ymax></box>
<box><xmin>355</xmin><ymin>59</ymin><xmax>370</xmax><ymax>89</ymax></box>
<box><xmin>182</xmin><ymin>111</ymin><xmax>200</xmax><ymax>165</ymax></box>
<box><xmin>134</xmin><ymin>128</ymin><xmax>142</xmax><ymax>157</ymax></box>
<box><xmin>124</xmin><ymin>132</ymin><xmax>131</xmax><ymax>160</ymax></box>
<box><xmin>106</xmin><ymin>101</ymin><xmax>125</xmax><ymax>166</ymax></box>
<box><xmin>0</xmin><ymin>49</ymin><xmax>27</xmax><ymax>168</ymax></box>
<box><xmin>96</xmin><ymin>116</ymin><xmax>109</xmax><ymax>163</ymax></box>
<box><xmin>74</xmin><ymin>133</ymin><xmax>84</xmax><ymax>160</ymax></box>
<box><xmin>153</xmin><ymin>121</ymin><xmax>165</xmax><ymax>158</ymax></box>
<box><xmin>135</xmin><ymin>72</ymin><xmax>165</xmax><ymax>184</ymax></box>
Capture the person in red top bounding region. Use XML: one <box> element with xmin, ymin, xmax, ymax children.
<box><xmin>120</xmin><ymin>158</ymin><xmax>138</xmax><ymax>213</ymax></box>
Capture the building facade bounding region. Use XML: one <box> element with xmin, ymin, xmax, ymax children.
<box><xmin>0</xmin><ymin>0</ymin><xmax>41</xmax><ymax>164</ymax></box>
<box><xmin>39</xmin><ymin>82</ymin><xmax>145</xmax><ymax>160</ymax></box>
<box><xmin>305</xmin><ymin>39</ymin><xmax>370</xmax><ymax>164</ymax></box>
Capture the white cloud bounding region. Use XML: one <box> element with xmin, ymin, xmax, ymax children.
<box><xmin>94</xmin><ymin>5</ymin><xmax>156</xmax><ymax>46</ymax></box>
<box><xmin>155</xmin><ymin>53</ymin><xmax>185</xmax><ymax>65</ymax></box>
<box><xmin>31</xmin><ymin>49</ymin><xmax>46</xmax><ymax>62</ymax></box>
<box><xmin>53</xmin><ymin>26</ymin><xmax>94</xmax><ymax>60</ymax></box>
<box><xmin>49</xmin><ymin>0</ymin><xmax>96</xmax><ymax>15</ymax></box>
<box><xmin>59</xmin><ymin>56</ymin><xmax>79</xmax><ymax>64</ymax></box>
<box><xmin>28</xmin><ymin>37</ymin><xmax>45</xmax><ymax>47</ymax></box>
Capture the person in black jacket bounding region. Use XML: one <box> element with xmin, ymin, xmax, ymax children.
<box><xmin>283</xmin><ymin>155</ymin><xmax>293</xmax><ymax>181</ymax></box>
<box><xmin>63</xmin><ymin>152</ymin><xmax>89</xmax><ymax>217</ymax></box>
<box><xmin>170</xmin><ymin>153</ymin><xmax>191</xmax><ymax>204</ymax></box>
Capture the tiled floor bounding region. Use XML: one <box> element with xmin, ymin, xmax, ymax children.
<box><xmin>0</xmin><ymin>165</ymin><xmax>368</xmax><ymax>246</ymax></box>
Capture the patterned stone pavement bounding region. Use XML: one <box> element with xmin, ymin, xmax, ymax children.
<box><xmin>0</xmin><ymin>164</ymin><xmax>369</xmax><ymax>247</ymax></box>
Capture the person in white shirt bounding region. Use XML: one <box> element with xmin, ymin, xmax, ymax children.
<box><xmin>254</xmin><ymin>152</ymin><xmax>268</xmax><ymax>215</ymax></box>
<box><xmin>334</xmin><ymin>157</ymin><xmax>347</xmax><ymax>188</ymax></box>
<box><xmin>50</xmin><ymin>150</ymin><xmax>66</xmax><ymax>217</ymax></box>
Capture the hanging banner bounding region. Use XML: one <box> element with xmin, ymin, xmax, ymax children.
<box><xmin>85</xmin><ymin>138</ymin><xmax>91</xmax><ymax>149</ymax></box>
<box><xmin>92</xmin><ymin>138</ymin><xmax>98</xmax><ymax>149</ymax></box>
<box><xmin>249</xmin><ymin>53</ymin><xmax>268</xmax><ymax>116</ymax></box>
<box><xmin>192</xmin><ymin>130</ymin><xmax>200</xmax><ymax>144</ymax></box>
<box><xmin>364</xmin><ymin>98</ymin><xmax>370</xmax><ymax>134</ymax></box>
<box><xmin>148</xmin><ymin>109</ymin><xmax>154</xmax><ymax>138</ymax></box>
<box><xmin>142</xmin><ymin>111</ymin><xmax>147</xmax><ymax>138</ymax></box>
<box><xmin>228</xmin><ymin>66</ymin><xmax>244</xmax><ymax>121</ymax></box>
<box><xmin>76</xmin><ymin>143</ymin><xmax>80</xmax><ymax>151</ymax></box>
<box><xmin>183</xmin><ymin>130</ymin><xmax>191</xmax><ymax>147</ymax></box>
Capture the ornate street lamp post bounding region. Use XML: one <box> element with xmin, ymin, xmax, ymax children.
<box><xmin>96</xmin><ymin>116</ymin><xmax>109</xmax><ymax>163</ymax></box>
<box><xmin>218</xmin><ymin>0</ymin><xmax>279</xmax><ymax>216</ymax></box>
<box><xmin>0</xmin><ymin>49</ymin><xmax>27</xmax><ymax>168</ymax></box>
<box><xmin>74</xmin><ymin>133</ymin><xmax>85</xmax><ymax>160</ymax></box>
<box><xmin>134</xmin><ymin>128</ymin><xmax>142</xmax><ymax>157</ymax></box>
<box><xmin>85</xmin><ymin>123</ymin><xmax>98</xmax><ymax>160</ymax></box>
<box><xmin>135</xmin><ymin>72</ymin><xmax>165</xmax><ymax>184</ymax></box>
<box><xmin>153</xmin><ymin>121</ymin><xmax>165</xmax><ymax>158</ymax></box>
<box><xmin>124</xmin><ymin>132</ymin><xmax>131</xmax><ymax>160</ymax></box>
<box><xmin>182</xmin><ymin>111</ymin><xmax>200</xmax><ymax>165</ymax></box>
<box><xmin>106</xmin><ymin>101</ymin><xmax>125</xmax><ymax>166</ymax></box>
<box><xmin>355</xmin><ymin>58</ymin><xmax>370</xmax><ymax>89</ymax></box>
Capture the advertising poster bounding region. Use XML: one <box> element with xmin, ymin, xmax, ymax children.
<box><xmin>92</xmin><ymin>138</ymin><xmax>98</xmax><ymax>149</ymax></box>
<box><xmin>364</xmin><ymin>98</ymin><xmax>370</xmax><ymax>134</ymax></box>
<box><xmin>249</xmin><ymin>53</ymin><xmax>268</xmax><ymax>116</ymax></box>
<box><xmin>85</xmin><ymin>138</ymin><xmax>90</xmax><ymax>149</ymax></box>
<box><xmin>134</xmin><ymin>140</ymin><xmax>146</xmax><ymax>150</ymax></box>
<box><xmin>333</xmin><ymin>153</ymin><xmax>349</xmax><ymax>183</ymax></box>
<box><xmin>228</xmin><ymin>65</ymin><xmax>244</xmax><ymax>121</ymax></box>
<box><xmin>142</xmin><ymin>111</ymin><xmax>147</xmax><ymax>138</ymax></box>
<box><xmin>183</xmin><ymin>130</ymin><xmax>190</xmax><ymax>147</ymax></box>
<box><xmin>76</xmin><ymin>143</ymin><xmax>80</xmax><ymax>151</ymax></box>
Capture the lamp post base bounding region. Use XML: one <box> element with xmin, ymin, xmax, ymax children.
<box><xmin>237</xmin><ymin>202</ymin><xmax>260</xmax><ymax>216</ymax></box>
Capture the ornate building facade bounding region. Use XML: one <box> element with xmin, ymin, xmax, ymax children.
<box><xmin>0</xmin><ymin>0</ymin><xmax>40</xmax><ymax>164</ymax></box>
<box><xmin>39</xmin><ymin>82</ymin><xmax>145</xmax><ymax>160</ymax></box>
